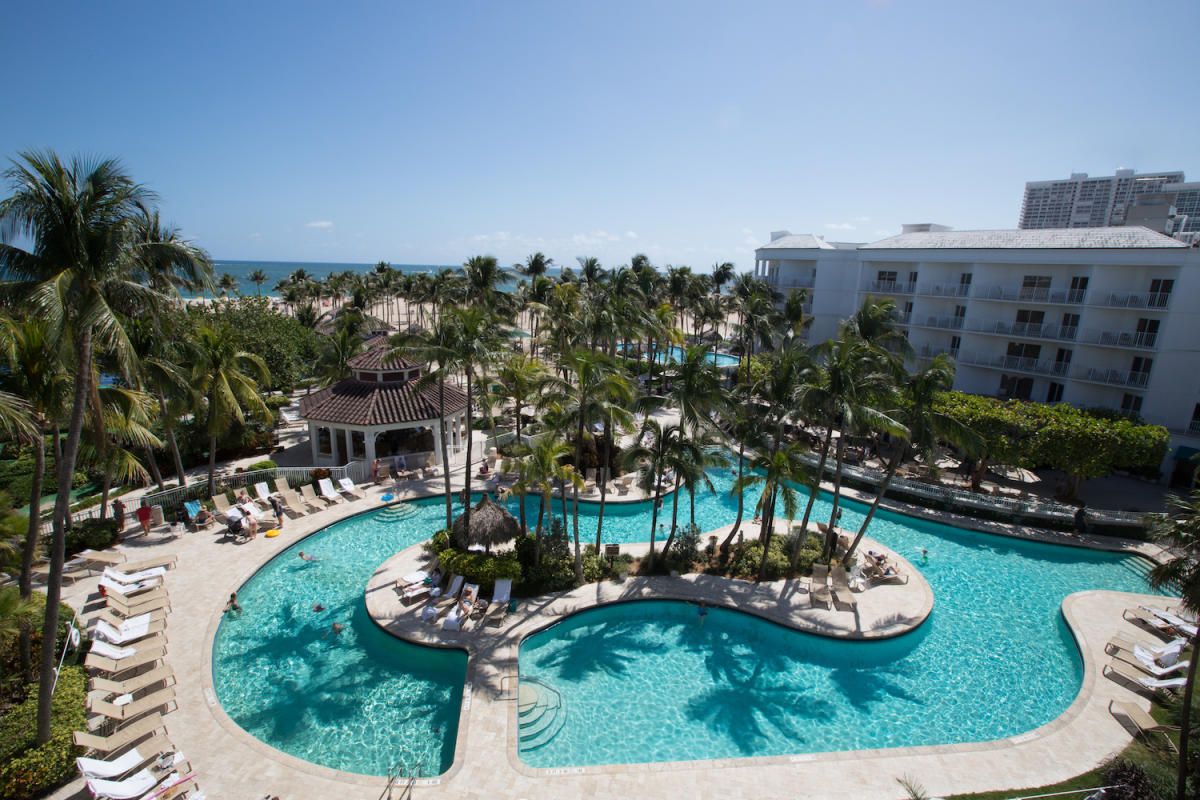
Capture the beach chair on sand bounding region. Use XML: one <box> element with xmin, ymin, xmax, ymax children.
<box><xmin>336</xmin><ymin>477</ymin><xmax>365</xmax><ymax>500</ymax></box>
<box><xmin>830</xmin><ymin>566</ymin><xmax>859</xmax><ymax>611</ymax></box>
<box><xmin>809</xmin><ymin>564</ymin><xmax>833</xmax><ymax>609</ymax></box>
<box><xmin>317</xmin><ymin>478</ymin><xmax>345</xmax><ymax>504</ymax></box>
<box><xmin>72</xmin><ymin>712</ymin><xmax>167</xmax><ymax>753</ymax></box>
<box><xmin>484</xmin><ymin>578</ymin><xmax>513</xmax><ymax>628</ymax></box>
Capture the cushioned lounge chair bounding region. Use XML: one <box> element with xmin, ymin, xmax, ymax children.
<box><xmin>104</xmin><ymin>588</ymin><xmax>171</xmax><ymax>619</ymax></box>
<box><xmin>1124</xmin><ymin>607</ymin><xmax>1184</xmax><ymax>638</ymax></box>
<box><xmin>72</xmin><ymin>712</ymin><xmax>166</xmax><ymax>753</ymax></box>
<box><xmin>85</xmin><ymin>638</ymin><xmax>167</xmax><ymax>675</ymax></box>
<box><xmin>75</xmin><ymin>734</ymin><xmax>172</xmax><ymax>779</ymax></box>
<box><xmin>87</xmin><ymin>762</ymin><xmax>190</xmax><ymax>800</ymax></box>
<box><xmin>99</xmin><ymin>576</ymin><xmax>160</xmax><ymax>597</ymax></box>
<box><xmin>809</xmin><ymin>564</ymin><xmax>833</xmax><ymax>609</ymax></box>
<box><xmin>1112</xmin><ymin>647</ymin><xmax>1190</xmax><ymax>678</ymax></box>
<box><xmin>1109</xmin><ymin>699</ymin><xmax>1179</xmax><ymax>751</ymax></box>
<box><xmin>317</xmin><ymin>478</ymin><xmax>345</xmax><ymax>504</ymax></box>
<box><xmin>77</xmin><ymin>548</ymin><xmax>127</xmax><ymax>567</ymax></box>
<box><xmin>1105</xmin><ymin>658</ymin><xmax>1187</xmax><ymax>693</ymax></box>
<box><xmin>1107</xmin><ymin>633</ymin><xmax>1187</xmax><ymax>659</ymax></box>
<box><xmin>95</xmin><ymin>609</ymin><xmax>167</xmax><ymax>631</ymax></box>
<box><xmin>336</xmin><ymin>477</ymin><xmax>365</xmax><ymax>500</ymax></box>
<box><xmin>104</xmin><ymin>566</ymin><xmax>168</xmax><ymax>585</ymax></box>
<box><xmin>93</xmin><ymin>617</ymin><xmax>165</xmax><ymax>645</ymax></box>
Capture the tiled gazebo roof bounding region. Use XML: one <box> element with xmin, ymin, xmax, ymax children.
<box><xmin>299</xmin><ymin>378</ymin><xmax>467</xmax><ymax>427</ymax></box>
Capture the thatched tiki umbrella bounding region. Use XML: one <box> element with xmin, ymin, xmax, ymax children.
<box><xmin>452</xmin><ymin>496</ymin><xmax>520</xmax><ymax>551</ymax></box>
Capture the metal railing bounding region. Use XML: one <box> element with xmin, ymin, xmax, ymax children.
<box><xmin>1084</xmin><ymin>329</ymin><xmax>1159</xmax><ymax>349</ymax></box>
<box><xmin>967</xmin><ymin>320</ymin><xmax>1078</xmax><ymax>342</ymax></box>
<box><xmin>777</xmin><ymin>276</ymin><xmax>815</xmax><ymax>290</ymax></box>
<box><xmin>862</xmin><ymin>280</ymin><xmax>916</xmax><ymax>294</ymax></box>
<box><xmin>957</xmin><ymin>353</ymin><xmax>1071</xmax><ymax>377</ymax></box>
<box><xmin>1080</xmin><ymin>368</ymin><xmax>1151</xmax><ymax>388</ymax></box>
<box><xmin>915</xmin><ymin>315</ymin><xmax>965</xmax><ymax>330</ymax></box>
<box><xmin>978</xmin><ymin>286</ymin><xmax>1087</xmax><ymax>305</ymax></box>
<box><xmin>1101</xmin><ymin>291</ymin><xmax>1171</xmax><ymax>310</ymax></box>
<box><xmin>918</xmin><ymin>282</ymin><xmax>972</xmax><ymax>298</ymax></box>
<box><xmin>799</xmin><ymin>452</ymin><xmax>1145</xmax><ymax>526</ymax></box>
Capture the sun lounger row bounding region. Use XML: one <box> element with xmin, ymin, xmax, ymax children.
<box><xmin>410</xmin><ymin>574</ymin><xmax>514</xmax><ymax>631</ymax></box>
<box><xmin>75</xmin><ymin>554</ymin><xmax>204</xmax><ymax>798</ymax></box>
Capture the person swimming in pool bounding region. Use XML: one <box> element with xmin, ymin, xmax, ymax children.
<box><xmin>312</xmin><ymin>603</ymin><xmax>326</xmax><ymax>612</ymax></box>
<box><xmin>921</xmin><ymin>548</ymin><xmax>929</xmax><ymax>564</ymax></box>
<box><xmin>298</xmin><ymin>551</ymin><xmax>319</xmax><ymax>562</ymax></box>
<box><xmin>322</xmin><ymin>622</ymin><xmax>344</xmax><ymax>639</ymax></box>
<box><xmin>697</xmin><ymin>601</ymin><xmax>708</xmax><ymax>627</ymax></box>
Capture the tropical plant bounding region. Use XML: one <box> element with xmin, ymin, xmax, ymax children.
<box><xmin>248</xmin><ymin>268</ymin><xmax>267</xmax><ymax>295</ymax></box>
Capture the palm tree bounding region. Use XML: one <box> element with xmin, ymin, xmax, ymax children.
<box><xmin>462</xmin><ymin>255</ymin><xmax>511</xmax><ymax>312</ymax></box>
<box><xmin>217</xmin><ymin>272</ymin><xmax>240</xmax><ymax>297</ymax></box>
<box><xmin>248</xmin><ymin>269</ymin><xmax>268</xmax><ymax>295</ymax></box>
<box><xmin>842</xmin><ymin>355</ymin><xmax>980</xmax><ymax>565</ymax></box>
<box><xmin>0</xmin><ymin>316</ymin><xmax>64</xmax><ymax>680</ymax></box>
<box><xmin>192</xmin><ymin>324</ymin><xmax>271</xmax><ymax>494</ymax></box>
<box><xmin>515</xmin><ymin>435</ymin><xmax>576</xmax><ymax>565</ymax></box>
<box><xmin>732</xmin><ymin>442</ymin><xmax>809</xmax><ymax>580</ymax></box>
<box><xmin>317</xmin><ymin>327</ymin><xmax>365</xmax><ymax>386</ymax></box>
<box><xmin>81</xmin><ymin>385</ymin><xmax>161</xmax><ymax>517</ymax></box>
<box><xmin>0</xmin><ymin>150</ymin><xmax>209</xmax><ymax>743</ymax></box>
<box><xmin>620</xmin><ymin>419</ymin><xmax>687</xmax><ymax>571</ymax></box>
<box><xmin>516</xmin><ymin>252</ymin><xmax>553</xmax><ymax>279</ymax></box>
<box><xmin>485</xmin><ymin>352</ymin><xmax>556</xmax><ymax>452</ymax></box>
<box><xmin>1146</xmin><ymin>494</ymin><xmax>1200</xmax><ymax>800</ymax></box>
<box><xmin>711</xmin><ymin>261</ymin><xmax>736</xmax><ymax>294</ymax></box>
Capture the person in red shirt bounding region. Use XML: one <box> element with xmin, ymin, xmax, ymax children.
<box><xmin>135</xmin><ymin>501</ymin><xmax>153</xmax><ymax>535</ymax></box>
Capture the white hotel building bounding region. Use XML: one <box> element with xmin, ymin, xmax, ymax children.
<box><xmin>753</xmin><ymin>225</ymin><xmax>1200</xmax><ymax>480</ymax></box>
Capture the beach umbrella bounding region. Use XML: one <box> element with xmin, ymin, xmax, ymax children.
<box><xmin>451</xmin><ymin>495</ymin><xmax>521</xmax><ymax>551</ymax></box>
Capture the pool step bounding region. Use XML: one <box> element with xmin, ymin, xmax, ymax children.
<box><xmin>376</xmin><ymin>504</ymin><xmax>419</xmax><ymax>523</ymax></box>
<box><xmin>517</xmin><ymin>678</ymin><xmax>567</xmax><ymax>751</ymax></box>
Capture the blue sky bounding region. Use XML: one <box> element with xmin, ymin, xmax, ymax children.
<box><xmin>3</xmin><ymin>0</ymin><xmax>1197</xmax><ymax>271</ymax></box>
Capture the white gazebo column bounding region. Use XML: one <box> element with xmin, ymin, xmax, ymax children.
<box><xmin>365</xmin><ymin>428</ymin><xmax>377</xmax><ymax>468</ymax></box>
<box><xmin>343</xmin><ymin>428</ymin><xmax>354</xmax><ymax>465</ymax></box>
<box><xmin>434</xmin><ymin>420</ymin><xmax>446</xmax><ymax>465</ymax></box>
<box><xmin>309</xmin><ymin>422</ymin><xmax>320</xmax><ymax>464</ymax></box>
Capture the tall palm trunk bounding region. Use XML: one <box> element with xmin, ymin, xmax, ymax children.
<box><xmin>647</xmin><ymin>472</ymin><xmax>663</xmax><ymax>571</ymax></box>
<box><xmin>1175</xmin><ymin>627</ymin><xmax>1200</xmax><ymax>800</ymax></box>
<box><xmin>437</xmin><ymin>381</ymin><xmax>452</xmax><ymax>529</ymax></box>
<box><xmin>757</xmin><ymin>432</ymin><xmax>784</xmax><ymax>582</ymax></box>
<box><xmin>595</xmin><ymin>421</ymin><xmax>611</xmax><ymax>550</ymax></box>
<box><xmin>462</xmin><ymin>371</ymin><xmax>474</xmax><ymax>529</ymax></box>
<box><xmin>823</xmin><ymin>435</ymin><xmax>849</xmax><ymax>559</ymax></box>
<box><xmin>571</xmin><ymin>413</ymin><xmax>586</xmax><ymax>583</ymax></box>
<box><xmin>158</xmin><ymin>395</ymin><xmax>187</xmax><ymax>486</ymax></box>
<box><xmin>721</xmin><ymin>436</ymin><xmax>747</xmax><ymax>552</ymax></box>
<box><xmin>660</xmin><ymin>473</ymin><xmax>683</xmax><ymax>558</ymax></box>
<box><xmin>38</xmin><ymin>329</ymin><xmax>91</xmax><ymax>743</ymax></box>
<box><xmin>792</xmin><ymin>427</ymin><xmax>835</xmax><ymax>571</ymax></box>
<box><xmin>535</xmin><ymin>486</ymin><xmax>549</xmax><ymax>564</ymax></box>
<box><xmin>19</xmin><ymin>428</ymin><xmax>45</xmax><ymax>680</ymax></box>
<box><xmin>144</xmin><ymin>446</ymin><xmax>165</xmax><ymax>491</ymax></box>
<box><xmin>843</xmin><ymin>446</ymin><xmax>904</xmax><ymax>566</ymax></box>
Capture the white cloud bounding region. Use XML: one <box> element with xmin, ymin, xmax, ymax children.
<box><xmin>306</xmin><ymin>220</ymin><xmax>334</xmax><ymax>229</ymax></box>
<box><xmin>873</xmin><ymin>229</ymin><xmax>892</xmax><ymax>237</ymax></box>
<box><xmin>741</xmin><ymin>227</ymin><xmax>755</xmax><ymax>236</ymax></box>
<box><xmin>625</xmin><ymin>230</ymin><xmax>638</xmax><ymax>239</ymax></box>
<box><xmin>853</xmin><ymin>216</ymin><xmax>871</xmax><ymax>222</ymax></box>
<box><xmin>825</xmin><ymin>222</ymin><xmax>855</xmax><ymax>230</ymax></box>
<box><xmin>248</xmin><ymin>232</ymin><xmax>261</xmax><ymax>239</ymax></box>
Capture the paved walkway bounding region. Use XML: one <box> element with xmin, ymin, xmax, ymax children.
<box><xmin>46</xmin><ymin>477</ymin><xmax>1177</xmax><ymax>800</ymax></box>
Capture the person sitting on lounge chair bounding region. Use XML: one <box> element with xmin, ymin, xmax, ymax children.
<box><xmin>236</xmin><ymin>490</ymin><xmax>253</xmax><ymax>506</ymax></box>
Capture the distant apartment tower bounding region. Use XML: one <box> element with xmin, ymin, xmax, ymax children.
<box><xmin>1019</xmin><ymin>169</ymin><xmax>1184</xmax><ymax>229</ymax></box>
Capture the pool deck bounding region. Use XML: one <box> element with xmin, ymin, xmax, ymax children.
<box><xmin>47</xmin><ymin>475</ymin><xmax>1177</xmax><ymax>800</ymax></box>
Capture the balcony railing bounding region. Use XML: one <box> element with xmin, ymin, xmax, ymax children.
<box><xmin>967</xmin><ymin>320</ymin><xmax>1078</xmax><ymax>342</ymax></box>
<box><xmin>957</xmin><ymin>352</ymin><xmax>1071</xmax><ymax>377</ymax></box>
<box><xmin>917</xmin><ymin>345</ymin><xmax>959</xmax><ymax>360</ymax></box>
<box><xmin>896</xmin><ymin>312</ymin><xmax>912</xmax><ymax>325</ymax></box>
<box><xmin>1081</xmin><ymin>368</ymin><xmax>1151</xmax><ymax>388</ymax></box>
<box><xmin>977</xmin><ymin>286</ymin><xmax>1087</xmax><ymax>305</ymax></box>
<box><xmin>777</xmin><ymin>276</ymin><xmax>815</xmax><ymax>290</ymax></box>
<box><xmin>1081</xmin><ymin>329</ymin><xmax>1159</xmax><ymax>350</ymax></box>
<box><xmin>917</xmin><ymin>282</ymin><xmax>972</xmax><ymax>298</ymax></box>
<box><xmin>915</xmin><ymin>315</ymin><xmax>965</xmax><ymax>330</ymax></box>
<box><xmin>1099</xmin><ymin>291</ymin><xmax>1172</xmax><ymax>310</ymax></box>
<box><xmin>1188</xmin><ymin>420</ymin><xmax>1200</xmax><ymax>436</ymax></box>
<box><xmin>863</xmin><ymin>280</ymin><xmax>916</xmax><ymax>294</ymax></box>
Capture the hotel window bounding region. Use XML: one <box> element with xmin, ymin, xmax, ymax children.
<box><xmin>1020</xmin><ymin>275</ymin><xmax>1051</xmax><ymax>300</ymax></box>
<box><xmin>1061</xmin><ymin>313</ymin><xmax>1080</xmax><ymax>338</ymax></box>
<box><xmin>1006</xmin><ymin>342</ymin><xmax>1041</xmax><ymax>361</ymax></box>
<box><xmin>1069</xmin><ymin>276</ymin><xmax>1089</xmax><ymax>303</ymax></box>
<box><xmin>1149</xmin><ymin>279</ymin><xmax>1174</xmax><ymax>308</ymax></box>
<box><xmin>1121</xmin><ymin>394</ymin><xmax>1143</xmax><ymax>416</ymax></box>
<box><xmin>1014</xmin><ymin>309</ymin><xmax>1044</xmax><ymax>333</ymax></box>
<box><xmin>1189</xmin><ymin>404</ymin><xmax>1200</xmax><ymax>435</ymax></box>
<box><xmin>949</xmin><ymin>336</ymin><xmax>961</xmax><ymax>357</ymax></box>
<box><xmin>1054</xmin><ymin>348</ymin><xmax>1072</xmax><ymax>373</ymax></box>
<box><xmin>317</xmin><ymin>427</ymin><xmax>332</xmax><ymax>456</ymax></box>
<box><xmin>907</xmin><ymin>271</ymin><xmax>918</xmax><ymax>290</ymax></box>
<box><xmin>959</xmin><ymin>272</ymin><xmax>972</xmax><ymax>296</ymax></box>
<box><xmin>1135</xmin><ymin>318</ymin><xmax>1160</xmax><ymax>347</ymax></box>
<box><xmin>953</xmin><ymin>305</ymin><xmax>966</xmax><ymax>325</ymax></box>
<box><xmin>1046</xmin><ymin>382</ymin><xmax>1064</xmax><ymax>403</ymax></box>
<box><xmin>877</xmin><ymin>270</ymin><xmax>897</xmax><ymax>286</ymax></box>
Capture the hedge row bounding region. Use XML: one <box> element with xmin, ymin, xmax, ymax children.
<box><xmin>0</xmin><ymin>666</ymin><xmax>87</xmax><ymax>800</ymax></box>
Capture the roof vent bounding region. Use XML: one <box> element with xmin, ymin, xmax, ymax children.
<box><xmin>770</xmin><ymin>230</ymin><xmax>791</xmax><ymax>241</ymax></box>
<box><xmin>901</xmin><ymin>223</ymin><xmax>953</xmax><ymax>234</ymax></box>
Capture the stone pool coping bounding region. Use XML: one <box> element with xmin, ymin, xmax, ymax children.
<box><xmin>48</xmin><ymin>475</ymin><xmax>1176</xmax><ymax>800</ymax></box>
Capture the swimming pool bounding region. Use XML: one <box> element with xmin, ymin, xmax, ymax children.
<box><xmin>618</xmin><ymin>343</ymin><xmax>739</xmax><ymax>368</ymax></box>
<box><xmin>212</xmin><ymin>465</ymin><xmax>1159</xmax><ymax>775</ymax></box>
<box><xmin>211</xmin><ymin>500</ymin><xmax>468</xmax><ymax>777</ymax></box>
<box><xmin>517</xmin><ymin>503</ymin><xmax>1157</xmax><ymax>768</ymax></box>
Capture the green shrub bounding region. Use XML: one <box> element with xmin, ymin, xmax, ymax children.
<box><xmin>0</xmin><ymin>598</ymin><xmax>77</xmax><ymax>687</ymax></box>
<box><xmin>513</xmin><ymin>520</ymin><xmax>578</xmax><ymax>594</ymax></box>
<box><xmin>246</xmin><ymin>460</ymin><xmax>277</xmax><ymax>472</ymax></box>
<box><xmin>729</xmin><ymin>537</ymin><xmax>790</xmax><ymax>580</ymax></box>
<box><xmin>264</xmin><ymin>395</ymin><xmax>292</xmax><ymax>411</ymax></box>
<box><xmin>436</xmin><ymin>548</ymin><xmax>521</xmax><ymax>592</ymax></box>
<box><xmin>0</xmin><ymin>666</ymin><xmax>87</xmax><ymax>800</ymax></box>
<box><xmin>665</xmin><ymin>523</ymin><xmax>701</xmax><ymax>571</ymax></box>
<box><xmin>65</xmin><ymin>518</ymin><xmax>119</xmax><ymax>557</ymax></box>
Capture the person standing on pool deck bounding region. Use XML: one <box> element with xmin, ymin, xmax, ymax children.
<box><xmin>135</xmin><ymin>500</ymin><xmax>153</xmax><ymax>536</ymax></box>
<box><xmin>112</xmin><ymin>497</ymin><xmax>126</xmax><ymax>534</ymax></box>
<box><xmin>1074</xmin><ymin>504</ymin><xmax>1089</xmax><ymax>535</ymax></box>
<box><xmin>268</xmin><ymin>495</ymin><xmax>284</xmax><ymax>529</ymax></box>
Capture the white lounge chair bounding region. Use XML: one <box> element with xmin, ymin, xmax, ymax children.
<box><xmin>1115</xmin><ymin>646</ymin><xmax>1191</xmax><ymax>678</ymax></box>
<box><xmin>300</xmin><ymin>483</ymin><xmax>333</xmax><ymax>508</ymax></box>
<box><xmin>1143</xmin><ymin>606</ymin><xmax>1200</xmax><ymax>637</ymax></box>
<box><xmin>86</xmin><ymin>766</ymin><xmax>174</xmax><ymax>800</ymax></box>
<box><xmin>122</xmin><ymin>554</ymin><xmax>177</xmax><ymax>572</ymax></box>
<box><xmin>84</xmin><ymin>638</ymin><xmax>167</xmax><ymax>674</ymax></box>
<box><xmin>484</xmin><ymin>578</ymin><xmax>513</xmax><ymax>627</ymax></box>
<box><xmin>254</xmin><ymin>481</ymin><xmax>276</xmax><ymax>508</ymax></box>
<box><xmin>336</xmin><ymin>477</ymin><xmax>365</xmax><ymax>500</ymax></box>
<box><xmin>99</xmin><ymin>576</ymin><xmax>159</xmax><ymax>597</ymax></box>
<box><xmin>89</xmin><ymin>665</ymin><xmax>175</xmax><ymax>698</ymax></box>
<box><xmin>277</xmin><ymin>478</ymin><xmax>318</xmax><ymax>513</ymax></box>
<box><xmin>317</xmin><ymin>478</ymin><xmax>345</xmax><ymax>504</ymax></box>
<box><xmin>103</xmin><ymin>566</ymin><xmax>167</xmax><ymax>585</ymax></box>
<box><xmin>75</xmin><ymin>736</ymin><xmax>170</xmax><ymax>779</ymax></box>
<box><xmin>1106</xmin><ymin>659</ymin><xmax>1188</xmax><ymax>693</ymax></box>
<box><xmin>93</xmin><ymin>617</ymin><xmax>164</xmax><ymax>645</ymax></box>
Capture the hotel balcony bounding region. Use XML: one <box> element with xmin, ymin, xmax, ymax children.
<box><xmin>896</xmin><ymin>312</ymin><xmax>912</xmax><ymax>325</ymax></box>
<box><xmin>1189</xmin><ymin>421</ymin><xmax>1200</xmax><ymax>436</ymax></box>
<box><xmin>1077</xmin><ymin>367</ymin><xmax>1151</xmax><ymax>389</ymax></box>
<box><xmin>1097</xmin><ymin>291</ymin><xmax>1172</xmax><ymax>310</ymax></box>
<box><xmin>917</xmin><ymin>345</ymin><xmax>959</xmax><ymax>360</ymax></box>
<box><xmin>976</xmin><ymin>286</ymin><xmax>1087</xmax><ymax>305</ymax></box>
<box><xmin>911</xmin><ymin>315</ymin><xmax>964</xmax><ymax>331</ymax></box>
<box><xmin>1078</xmin><ymin>329</ymin><xmax>1158</xmax><ymax>350</ymax></box>
<box><xmin>916</xmin><ymin>282</ymin><xmax>971</xmax><ymax>298</ymax></box>
<box><xmin>777</xmin><ymin>276</ymin><xmax>815</xmax><ymax>291</ymax></box>
<box><xmin>956</xmin><ymin>352</ymin><xmax>1071</xmax><ymax>378</ymax></box>
<box><xmin>861</xmin><ymin>280</ymin><xmax>916</xmax><ymax>294</ymax></box>
<box><xmin>966</xmin><ymin>320</ymin><xmax>1078</xmax><ymax>343</ymax></box>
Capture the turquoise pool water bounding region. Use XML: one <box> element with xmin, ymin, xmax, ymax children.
<box><xmin>212</xmin><ymin>464</ymin><xmax>1159</xmax><ymax>775</ymax></box>
<box><xmin>211</xmin><ymin>500</ymin><xmax>467</xmax><ymax>777</ymax></box>
<box><xmin>517</xmin><ymin>492</ymin><xmax>1158</xmax><ymax>767</ymax></box>
<box><xmin>618</xmin><ymin>343</ymin><xmax>739</xmax><ymax>368</ymax></box>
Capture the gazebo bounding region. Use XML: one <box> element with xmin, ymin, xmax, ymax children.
<box><xmin>298</xmin><ymin>339</ymin><xmax>469</xmax><ymax>471</ymax></box>
<box><xmin>451</xmin><ymin>496</ymin><xmax>521</xmax><ymax>551</ymax></box>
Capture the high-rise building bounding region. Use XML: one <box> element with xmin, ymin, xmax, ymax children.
<box><xmin>1019</xmin><ymin>169</ymin><xmax>1184</xmax><ymax>230</ymax></box>
<box><xmin>1164</xmin><ymin>181</ymin><xmax>1200</xmax><ymax>244</ymax></box>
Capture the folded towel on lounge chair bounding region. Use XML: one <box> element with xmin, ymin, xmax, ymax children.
<box><xmin>337</xmin><ymin>477</ymin><xmax>365</xmax><ymax>499</ymax></box>
<box><xmin>93</xmin><ymin>617</ymin><xmax>162</xmax><ymax>645</ymax></box>
<box><xmin>317</xmin><ymin>478</ymin><xmax>345</xmax><ymax>503</ymax></box>
<box><xmin>76</xmin><ymin>736</ymin><xmax>172</xmax><ymax>779</ymax></box>
<box><xmin>99</xmin><ymin>576</ymin><xmax>159</xmax><ymax>597</ymax></box>
<box><xmin>104</xmin><ymin>566</ymin><xmax>167</xmax><ymax>584</ymax></box>
<box><xmin>1142</xmin><ymin>606</ymin><xmax>1200</xmax><ymax>637</ymax></box>
<box><xmin>1113</xmin><ymin>646</ymin><xmax>1191</xmax><ymax>678</ymax></box>
<box><xmin>1106</xmin><ymin>658</ymin><xmax>1188</xmax><ymax>692</ymax></box>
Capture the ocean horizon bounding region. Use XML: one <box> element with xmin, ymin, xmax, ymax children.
<box><xmin>195</xmin><ymin>259</ymin><xmax>456</xmax><ymax>298</ymax></box>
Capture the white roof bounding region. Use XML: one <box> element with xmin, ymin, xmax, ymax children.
<box><xmin>757</xmin><ymin>234</ymin><xmax>836</xmax><ymax>251</ymax></box>
<box><xmin>861</xmin><ymin>226</ymin><xmax>1186</xmax><ymax>250</ymax></box>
